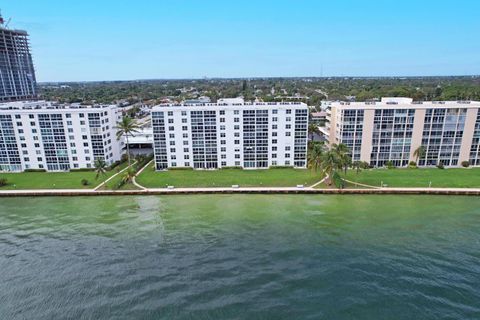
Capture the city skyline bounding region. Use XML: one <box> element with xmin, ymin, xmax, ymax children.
<box><xmin>3</xmin><ymin>0</ymin><xmax>480</xmax><ymax>82</ymax></box>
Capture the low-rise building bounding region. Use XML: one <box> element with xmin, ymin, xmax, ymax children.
<box><xmin>0</xmin><ymin>101</ymin><xmax>123</xmax><ymax>171</ymax></box>
<box><xmin>327</xmin><ymin>97</ymin><xmax>480</xmax><ymax>167</ymax></box>
<box><xmin>151</xmin><ymin>100</ymin><xmax>308</xmax><ymax>170</ymax></box>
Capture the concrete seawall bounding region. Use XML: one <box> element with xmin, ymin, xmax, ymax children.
<box><xmin>0</xmin><ymin>187</ymin><xmax>479</xmax><ymax>197</ymax></box>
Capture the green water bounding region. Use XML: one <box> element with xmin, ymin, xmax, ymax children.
<box><xmin>0</xmin><ymin>195</ymin><xmax>479</xmax><ymax>319</ymax></box>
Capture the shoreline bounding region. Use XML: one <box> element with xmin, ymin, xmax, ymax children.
<box><xmin>0</xmin><ymin>187</ymin><xmax>480</xmax><ymax>197</ymax></box>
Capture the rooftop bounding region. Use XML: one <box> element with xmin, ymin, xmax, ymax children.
<box><xmin>0</xmin><ymin>101</ymin><xmax>117</xmax><ymax>111</ymax></box>
<box><xmin>331</xmin><ymin>97</ymin><xmax>480</xmax><ymax>109</ymax></box>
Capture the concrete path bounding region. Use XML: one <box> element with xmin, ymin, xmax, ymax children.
<box><xmin>1</xmin><ymin>186</ymin><xmax>480</xmax><ymax>197</ymax></box>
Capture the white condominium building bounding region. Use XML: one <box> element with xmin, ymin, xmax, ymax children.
<box><xmin>151</xmin><ymin>100</ymin><xmax>308</xmax><ymax>170</ymax></box>
<box><xmin>0</xmin><ymin>101</ymin><xmax>123</xmax><ymax>172</ymax></box>
<box><xmin>326</xmin><ymin>97</ymin><xmax>480</xmax><ymax>167</ymax></box>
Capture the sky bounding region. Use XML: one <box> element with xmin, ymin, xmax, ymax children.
<box><xmin>3</xmin><ymin>0</ymin><xmax>480</xmax><ymax>82</ymax></box>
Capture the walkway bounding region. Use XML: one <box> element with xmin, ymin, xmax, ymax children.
<box><xmin>1</xmin><ymin>186</ymin><xmax>480</xmax><ymax>197</ymax></box>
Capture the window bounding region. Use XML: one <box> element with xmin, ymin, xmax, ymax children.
<box><xmin>169</xmin><ymin>126</ymin><xmax>174</xmax><ymax>131</ymax></box>
<box><xmin>18</xmin><ymin>129</ymin><xmax>24</xmax><ymax>134</ymax></box>
<box><xmin>221</xmin><ymin>140</ymin><xmax>226</xmax><ymax>145</ymax></box>
<box><xmin>182</xmin><ymin>126</ymin><xmax>188</xmax><ymax>131</ymax></box>
<box><xmin>171</xmin><ymin>155</ymin><xmax>176</xmax><ymax>160</ymax></box>
<box><xmin>79</xmin><ymin>113</ymin><xmax>84</xmax><ymax>118</ymax></box>
<box><xmin>220</xmin><ymin>110</ymin><xmax>225</xmax><ymax>115</ymax></box>
<box><xmin>184</xmin><ymin>155</ymin><xmax>190</xmax><ymax>160</ymax></box>
<box><xmin>285</xmin><ymin>146</ymin><xmax>291</xmax><ymax>151</ymax></box>
<box><xmin>285</xmin><ymin>153</ymin><xmax>291</xmax><ymax>158</ymax></box>
<box><xmin>168</xmin><ymin>119</ymin><xmax>174</xmax><ymax>124</ymax></box>
<box><xmin>15</xmin><ymin>115</ymin><xmax>21</xmax><ymax>119</ymax></box>
<box><xmin>220</xmin><ymin>125</ymin><xmax>226</xmax><ymax>130</ymax></box>
<box><xmin>183</xmin><ymin>140</ymin><xmax>188</xmax><ymax>145</ymax></box>
<box><xmin>221</xmin><ymin>154</ymin><xmax>226</xmax><ymax>159</ymax></box>
<box><xmin>234</xmin><ymin>110</ymin><xmax>239</xmax><ymax>115</ymax></box>
<box><xmin>168</xmin><ymin>111</ymin><xmax>173</xmax><ymax>116</ymax></box>
<box><xmin>286</xmin><ymin>109</ymin><xmax>292</xmax><ymax>114</ymax></box>
<box><xmin>66</xmin><ymin>114</ymin><xmax>71</xmax><ymax>118</ymax></box>
<box><xmin>272</xmin><ymin>125</ymin><xmax>277</xmax><ymax>130</ymax></box>
<box><xmin>221</xmin><ymin>161</ymin><xmax>227</xmax><ymax>166</ymax></box>
<box><xmin>220</xmin><ymin>118</ymin><xmax>225</xmax><ymax>123</ymax></box>
<box><xmin>272</xmin><ymin>109</ymin><xmax>278</xmax><ymax>114</ymax></box>
<box><xmin>272</xmin><ymin>154</ymin><xmax>277</xmax><ymax>158</ymax></box>
<box><xmin>286</xmin><ymin>124</ymin><xmax>291</xmax><ymax>129</ymax></box>
<box><xmin>272</xmin><ymin>132</ymin><xmax>277</xmax><ymax>137</ymax></box>
<box><xmin>82</xmin><ymin>135</ymin><xmax>88</xmax><ymax>140</ymax></box>
<box><xmin>235</xmin><ymin>161</ymin><xmax>241</xmax><ymax>166</ymax></box>
<box><xmin>235</xmin><ymin>140</ymin><xmax>240</xmax><ymax>144</ymax></box>
<box><xmin>170</xmin><ymin>148</ymin><xmax>176</xmax><ymax>152</ymax></box>
<box><xmin>272</xmin><ymin>139</ymin><xmax>277</xmax><ymax>144</ymax></box>
<box><xmin>80</xmin><ymin>121</ymin><xmax>85</xmax><ymax>125</ymax></box>
<box><xmin>234</xmin><ymin>132</ymin><xmax>240</xmax><ymax>137</ymax></box>
<box><xmin>272</xmin><ymin>146</ymin><xmax>277</xmax><ymax>151</ymax></box>
<box><xmin>183</xmin><ymin>148</ymin><xmax>189</xmax><ymax>152</ymax></box>
<box><xmin>181</xmin><ymin>111</ymin><xmax>187</xmax><ymax>116</ymax></box>
<box><xmin>67</xmin><ymin>121</ymin><xmax>72</xmax><ymax>126</ymax></box>
<box><xmin>235</xmin><ymin>154</ymin><xmax>240</xmax><ymax>159</ymax></box>
<box><xmin>286</xmin><ymin>117</ymin><xmax>291</xmax><ymax>122</ymax></box>
<box><xmin>16</xmin><ymin>122</ymin><xmax>22</xmax><ymax>126</ymax></box>
<box><xmin>272</xmin><ymin>117</ymin><xmax>278</xmax><ymax>122</ymax></box>
<box><xmin>286</xmin><ymin>132</ymin><xmax>291</xmax><ymax>136</ymax></box>
<box><xmin>184</xmin><ymin>162</ymin><xmax>190</xmax><ymax>166</ymax></box>
<box><xmin>170</xmin><ymin>141</ymin><xmax>175</xmax><ymax>146</ymax></box>
<box><xmin>220</xmin><ymin>132</ymin><xmax>226</xmax><ymax>138</ymax></box>
<box><xmin>182</xmin><ymin>118</ymin><xmax>187</xmax><ymax>123</ymax></box>
<box><xmin>29</xmin><ymin>114</ymin><xmax>34</xmax><ymax>119</ymax></box>
<box><xmin>234</xmin><ymin>125</ymin><xmax>240</xmax><ymax>130</ymax></box>
<box><xmin>234</xmin><ymin>118</ymin><xmax>239</xmax><ymax>122</ymax></box>
<box><xmin>169</xmin><ymin>133</ymin><xmax>175</xmax><ymax>138</ymax></box>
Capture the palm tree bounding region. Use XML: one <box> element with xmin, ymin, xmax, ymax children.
<box><xmin>307</xmin><ymin>142</ymin><xmax>325</xmax><ymax>173</ymax></box>
<box><xmin>413</xmin><ymin>145</ymin><xmax>426</xmax><ymax>164</ymax></box>
<box><xmin>332</xmin><ymin>143</ymin><xmax>351</xmax><ymax>175</ymax></box>
<box><xmin>308</xmin><ymin>123</ymin><xmax>320</xmax><ymax>141</ymax></box>
<box><xmin>321</xmin><ymin>150</ymin><xmax>339</xmax><ymax>186</ymax></box>
<box><xmin>94</xmin><ymin>158</ymin><xmax>108</xmax><ymax>187</ymax></box>
<box><xmin>115</xmin><ymin>116</ymin><xmax>141</xmax><ymax>166</ymax></box>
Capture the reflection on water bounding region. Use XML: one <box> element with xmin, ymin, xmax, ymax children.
<box><xmin>0</xmin><ymin>195</ymin><xmax>479</xmax><ymax>319</ymax></box>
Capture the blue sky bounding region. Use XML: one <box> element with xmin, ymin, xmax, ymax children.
<box><xmin>3</xmin><ymin>0</ymin><xmax>480</xmax><ymax>82</ymax></box>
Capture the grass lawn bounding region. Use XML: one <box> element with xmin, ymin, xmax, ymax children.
<box><xmin>343</xmin><ymin>167</ymin><xmax>480</xmax><ymax>188</ymax></box>
<box><xmin>0</xmin><ymin>162</ymin><xmax>128</xmax><ymax>190</ymax></box>
<box><xmin>136</xmin><ymin>165</ymin><xmax>322</xmax><ymax>188</ymax></box>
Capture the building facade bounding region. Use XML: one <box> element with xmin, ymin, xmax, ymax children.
<box><xmin>327</xmin><ymin>97</ymin><xmax>480</xmax><ymax>167</ymax></box>
<box><xmin>0</xmin><ymin>22</ymin><xmax>37</xmax><ymax>102</ymax></box>
<box><xmin>0</xmin><ymin>101</ymin><xmax>123</xmax><ymax>172</ymax></box>
<box><xmin>151</xmin><ymin>101</ymin><xmax>308</xmax><ymax>170</ymax></box>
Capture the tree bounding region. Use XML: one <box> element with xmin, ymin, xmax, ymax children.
<box><xmin>94</xmin><ymin>158</ymin><xmax>108</xmax><ymax>186</ymax></box>
<box><xmin>413</xmin><ymin>145</ymin><xmax>426</xmax><ymax>164</ymax></box>
<box><xmin>332</xmin><ymin>143</ymin><xmax>351</xmax><ymax>175</ymax></box>
<box><xmin>307</xmin><ymin>142</ymin><xmax>325</xmax><ymax>173</ymax></box>
<box><xmin>115</xmin><ymin>116</ymin><xmax>141</xmax><ymax>166</ymax></box>
<box><xmin>321</xmin><ymin>150</ymin><xmax>340</xmax><ymax>186</ymax></box>
<box><xmin>308</xmin><ymin>123</ymin><xmax>320</xmax><ymax>141</ymax></box>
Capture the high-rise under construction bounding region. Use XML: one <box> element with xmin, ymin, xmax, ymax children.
<box><xmin>0</xmin><ymin>13</ymin><xmax>37</xmax><ymax>102</ymax></box>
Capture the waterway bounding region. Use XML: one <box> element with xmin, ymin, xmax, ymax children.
<box><xmin>0</xmin><ymin>195</ymin><xmax>479</xmax><ymax>319</ymax></box>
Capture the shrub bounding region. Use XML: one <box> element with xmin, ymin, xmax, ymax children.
<box><xmin>461</xmin><ymin>161</ymin><xmax>470</xmax><ymax>168</ymax></box>
<box><xmin>437</xmin><ymin>162</ymin><xmax>445</xmax><ymax>169</ymax></box>
<box><xmin>0</xmin><ymin>178</ymin><xmax>8</xmax><ymax>187</ymax></box>
<box><xmin>70</xmin><ymin>168</ymin><xmax>95</xmax><ymax>172</ymax></box>
<box><xmin>269</xmin><ymin>165</ymin><xmax>295</xmax><ymax>169</ymax></box>
<box><xmin>220</xmin><ymin>166</ymin><xmax>243</xmax><ymax>170</ymax></box>
<box><xmin>385</xmin><ymin>161</ymin><xmax>395</xmax><ymax>169</ymax></box>
<box><xmin>168</xmin><ymin>167</ymin><xmax>194</xmax><ymax>171</ymax></box>
<box><xmin>24</xmin><ymin>169</ymin><xmax>46</xmax><ymax>172</ymax></box>
<box><xmin>408</xmin><ymin>161</ymin><xmax>417</xmax><ymax>168</ymax></box>
<box><xmin>81</xmin><ymin>179</ymin><xmax>90</xmax><ymax>186</ymax></box>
